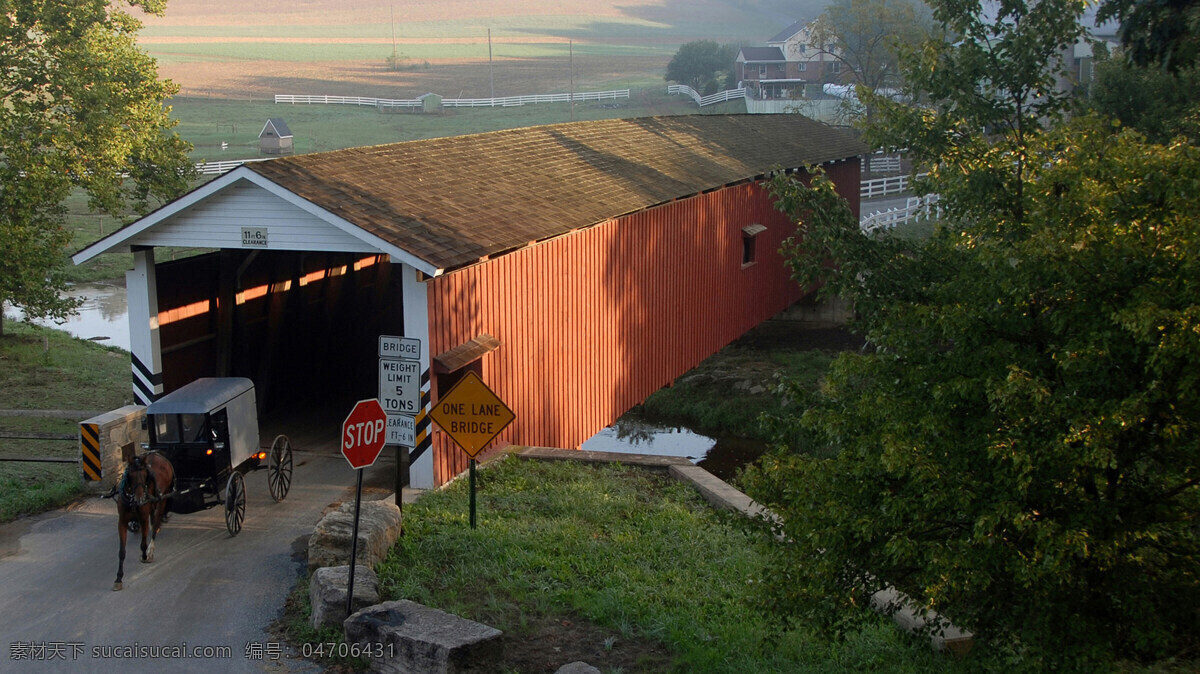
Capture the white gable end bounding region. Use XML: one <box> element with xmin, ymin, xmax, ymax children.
<box><xmin>73</xmin><ymin>166</ymin><xmax>438</xmax><ymax>274</ymax></box>
<box><xmin>129</xmin><ymin>180</ymin><xmax>378</xmax><ymax>253</ymax></box>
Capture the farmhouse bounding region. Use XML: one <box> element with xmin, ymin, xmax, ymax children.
<box><xmin>737</xmin><ymin>20</ymin><xmax>847</xmax><ymax>99</ymax></box>
<box><xmin>74</xmin><ymin>114</ymin><xmax>866</xmax><ymax>488</ymax></box>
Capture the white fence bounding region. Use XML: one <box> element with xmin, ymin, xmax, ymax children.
<box><xmin>860</xmin><ymin>194</ymin><xmax>941</xmax><ymax>233</ymax></box>
<box><xmin>860</xmin><ymin>172</ymin><xmax>930</xmax><ymax>199</ymax></box>
<box><xmin>868</xmin><ymin>155</ymin><xmax>901</xmax><ymax>174</ymax></box>
<box><xmin>275</xmin><ymin>90</ymin><xmax>629</xmax><ymax>110</ymax></box>
<box><xmin>442</xmin><ymin>90</ymin><xmax>629</xmax><ymax>108</ymax></box>
<box><xmin>666</xmin><ymin>85</ymin><xmax>746</xmax><ymax>107</ymax></box>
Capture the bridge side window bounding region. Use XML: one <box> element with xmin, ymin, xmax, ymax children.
<box><xmin>742</xmin><ymin>224</ymin><xmax>767</xmax><ymax>268</ymax></box>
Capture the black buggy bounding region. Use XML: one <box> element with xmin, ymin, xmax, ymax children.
<box><xmin>143</xmin><ymin>377</ymin><xmax>293</xmax><ymax>535</ymax></box>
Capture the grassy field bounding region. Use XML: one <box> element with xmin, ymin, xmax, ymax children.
<box><xmin>175</xmin><ymin>91</ymin><xmax>744</xmax><ymax>161</ymax></box>
<box><xmin>0</xmin><ymin>322</ymin><xmax>132</xmax><ymax>521</ymax></box>
<box><xmin>280</xmin><ymin>456</ymin><xmax>973</xmax><ymax>672</ymax></box>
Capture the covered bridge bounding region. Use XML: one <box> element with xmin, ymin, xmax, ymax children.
<box><xmin>74</xmin><ymin>114</ymin><xmax>866</xmax><ymax>488</ymax></box>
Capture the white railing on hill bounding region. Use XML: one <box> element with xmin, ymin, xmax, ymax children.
<box><xmin>868</xmin><ymin>155</ymin><xmax>901</xmax><ymax>174</ymax></box>
<box><xmin>441</xmin><ymin>90</ymin><xmax>629</xmax><ymax>107</ymax></box>
<box><xmin>861</xmin><ymin>194</ymin><xmax>941</xmax><ymax>233</ymax></box>
<box><xmin>667</xmin><ymin>84</ymin><xmax>746</xmax><ymax>107</ymax></box>
<box><xmin>859</xmin><ymin>172</ymin><xmax>929</xmax><ymax>199</ymax></box>
<box><xmin>274</xmin><ymin>94</ymin><xmax>417</xmax><ymax>107</ymax></box>
<box><xmin>275</xmin><ymin>90</ymin><xmax>629</xmax><ymax>109</ymax></box>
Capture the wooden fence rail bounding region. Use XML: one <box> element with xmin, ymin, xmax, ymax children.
<box><xmin>860</xmin><ymin>194</ymin><xmax>941</xmax><ymax>233</ymax></box>
<box><xmin>859</xmin><ymin>172</ymin><xmax>929</xmax><ymax>199</ymax></box>
<box><xmin>666</xmin><ymin>85</ymin><xmax>746</xmax><ymax>107</ymax></box>
<box><xmin>275</xmin><ymin>90</ymin><xmax>630</xmax><ymax>109</ymax></box>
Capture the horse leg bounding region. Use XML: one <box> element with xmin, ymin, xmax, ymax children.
<box><xmin>114</xmin><ymin>514</ymin><xmax>127</xmax><ymax>591</ymax></box>
<box><xmin>139</xmin><ymin>508</ymin><xmax>151</xmax><ymax>563</ymax></box>
<box><xmin>146</xmin><ymin>504</ymin><xmax>164</xmax><ymax>563</ymax></box>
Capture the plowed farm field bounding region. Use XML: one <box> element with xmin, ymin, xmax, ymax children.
<box><xmin>137</xmin><ymin>0</ymin><xmax>793</xmax><ymax>99</ymax></box>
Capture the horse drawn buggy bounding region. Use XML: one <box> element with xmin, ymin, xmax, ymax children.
<box><xmin>111</xmin><ymin>377</ymin><xmax>293</xmax><ymax>590</ymax></box>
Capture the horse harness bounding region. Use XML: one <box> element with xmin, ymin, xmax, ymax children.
<box><xmin>117</xmin><ymin>452</ymin><xmax>172</xmax><ymax>509</ymax></box>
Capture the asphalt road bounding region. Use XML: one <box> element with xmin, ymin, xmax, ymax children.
<box><xmin>0</xmin><ymin>434</ymin><xmax>407</xmax><ymax>673</ymax></box>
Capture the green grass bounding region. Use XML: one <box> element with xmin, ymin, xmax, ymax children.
<box><xmin>171</xmin><ymin>88</ymin><xmax>710</xmax><ymax>163</ymax></box>
<box><xmin>0</xmin><ymin>321</ymin><xmax>132</xmax><ymax>521</ymax></box>
<box><xmin>638</xmin><ymin>344</ymin><xmax>837</xmax><ymax>442</ymax></box>
<box><xmin>287</xmin><ymin>456</ymin><xmax>971</xmax><ymax>672</ymax></box>
<box><xmin>882</xmin><ymin>217</ymin><xmax>937</xmax><ymax>242</ymax></box>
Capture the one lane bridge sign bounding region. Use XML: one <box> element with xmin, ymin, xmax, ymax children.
<box><xmin>429</xmin><ymin>371</ymin><xmax>515</xmax><ymax>458</ymax></box>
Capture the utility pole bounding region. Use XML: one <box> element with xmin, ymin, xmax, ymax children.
<box><xmin>569</xmin><ymin>40</ymin><xmax>574</xmax><ymax>122</ymax></box>
<box><xmin>390</xmin><ymin>6</ymin><xmax>397</xmax><ymax>68</ymax></box>
<box><xmin>489</xmin><ymin>29</ymin><xmax>495</xmax><ymax>100</ymax></box>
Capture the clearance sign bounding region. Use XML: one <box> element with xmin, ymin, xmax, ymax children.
<box><xmin>429</xmin><ymin>371</ymin><xmax>514</xmax><ymax>458</ymax></box>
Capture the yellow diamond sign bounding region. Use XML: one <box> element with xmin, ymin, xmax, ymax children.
<box><xmin>429</xmin><ymin>371</ymin><xmax>515</xmax><ymax>458</ymax></box>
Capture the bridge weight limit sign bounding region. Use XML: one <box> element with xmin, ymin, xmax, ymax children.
<box><xmin>429</xmin><ymin>371</ymin><xmax>515</xmax><ymax>528</ymax></box>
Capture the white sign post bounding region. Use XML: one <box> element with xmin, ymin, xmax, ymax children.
<box><xmin>379</xmin><ymin>335</ymin><xmax>423</xmax><ymax>513</ymax></box>
<box><xmin>378</xmin><ymin>335</ymin><xmax>422</xmax><ymax>450</ymax></box>
<box><xmin>379</xmin><ymin>335</ymin><xmax>422</xmax><ymax>360</ymax></box>
<box><xmin>386</xmin><ymin>414</ymin><xmax>416</xmax><ymax>447</ymax></box>
<box><xmin>379</xmin><ymin>358</ymin><xmax>421</xmax><ymax>418</ymax></box>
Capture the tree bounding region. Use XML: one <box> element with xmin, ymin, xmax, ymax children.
<box><xmin>1097</xmin><ymin>0</ymin><xmax>1200</xmax><ymax>71</ymax></box>
<box><xmin>664</xmin><ymin>40</ymin><xmax>737</xmax><ymax>95</ymax></box>
<box><xmin>809</xmin><ymin>0</ymin><xmax>935</xmax><ymax>95</ymax></box>
<box><xmin>0</xmin><ymin>0</ymin><xmax>193</xmax><ymax>335</ymax></box>
<box><xmin>862</xmin><ymin>0</ymin><xmax>1087</xmax><ymax>224</ymax></box>
<box><xmin>1084</xmin><ymin>47</ymin><xmax>1200</xmax><ymax>143</ymax></box>
<box><xmin>742</xmin><ymin>0</ymin><xmax>1200</xmax><ymax>668</ymax></box>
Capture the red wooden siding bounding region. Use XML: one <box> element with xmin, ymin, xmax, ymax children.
<box><xmin>424</xmin><ymin>165</ymin><xmax>857</xmax><ymax>485</ymax></box>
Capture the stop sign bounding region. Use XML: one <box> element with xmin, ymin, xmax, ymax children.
<box><xmin>341</xmin><ymin>398</ymin><xmax>387</xmax><ymax>469</ymax></box>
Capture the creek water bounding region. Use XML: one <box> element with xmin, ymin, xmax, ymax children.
<box><xmin>6</xmin><ymin>284</ymin><xmax>765</xmax><ymax>478</ymax></box>
<box><xmin>581</xmin><ymin>412</ymin><xmax>766</xmax><ymax>482</ymax></box>
<box><xmin>3</xmin><ymin>282</ymin><xmax>130</xmax><ymax>351</ymax></box>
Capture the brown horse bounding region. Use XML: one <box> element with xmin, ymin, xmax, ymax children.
<box><xmin>113</xmin><ymin>451</ymin><xmax>174</xmax><ymax>591</ymax></box>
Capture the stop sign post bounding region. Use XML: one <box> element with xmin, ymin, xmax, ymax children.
<box><xmin>340</xmin><ymin>398</ymin><xmax>387</xmax><ymax>618</ymax></box>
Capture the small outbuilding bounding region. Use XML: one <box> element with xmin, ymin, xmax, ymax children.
<box><xmin>74</xmin><ymin>114</ymin><xmax>866</xmax><ymax>488</ymax></box>
<box><xmin>258</xmin><ymin>118</ymin><xmax>293</xmax><ymax>154</ymax></box>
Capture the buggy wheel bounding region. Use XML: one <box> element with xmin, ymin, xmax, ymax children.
<box><xmin>224</xmin><ymin>472</ymin><xmax>246</xmax><ymax>536</ymax></box>
<box><xmin>268</xmin><ymin>434</ymin><xmax>293</xmax><ymax>502</ymax></box>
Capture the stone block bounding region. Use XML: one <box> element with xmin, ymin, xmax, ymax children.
<box><xmin>310</xmin><ymin>565</ymin><xmax>380</xmax><ymax>631</ymax></box>
<box><xmin>344</xmin><ymin>600</ymin><xmax>502</xmax><ymax>674</ymax></box>
<box><xmin>79</xmin><ymin>405</ymin><xmax>147</xmax><ymax>492</ymax></box>
<box><xmin>308</xmin><ymin>499</ymin><xmax>402</xmax><ymax>574</ymax></box>
<box><xmin>555</xmin><ymin>662</ymin><xmax>601</xmax><ymax>674</ymax></box>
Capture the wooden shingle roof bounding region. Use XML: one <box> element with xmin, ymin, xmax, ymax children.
<box><xmin>246</xmin><ymin>114</ymin><xmax>865</xmax><ymax>273</ymax></box>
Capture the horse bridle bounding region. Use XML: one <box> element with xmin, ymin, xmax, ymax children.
<box><xmin>121</xmin><ymin>457</ymin><xmax>162</xmax><ymax>509</ymax></box>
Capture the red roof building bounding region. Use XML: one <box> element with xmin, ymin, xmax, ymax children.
<box><xmin>75</xmin><ymin>114</ymin><xmax>866</xmax><ymax>487</ymax></box>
